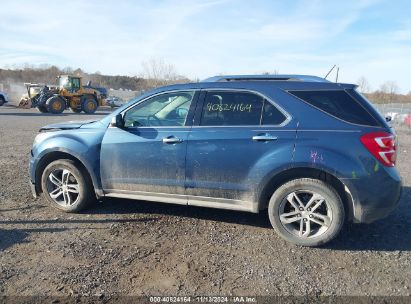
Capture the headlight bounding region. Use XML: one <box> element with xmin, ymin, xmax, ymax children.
<box><xmin>33</xmin><ymin>132</ymin><xmax>50</xmax><ymax>146</ymax></box>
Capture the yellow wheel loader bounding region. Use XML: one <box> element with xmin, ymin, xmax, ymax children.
<box><xmin>22</xmin><ymin>75</ymin><xmax>107</xmax><ymax>114</ymax></box>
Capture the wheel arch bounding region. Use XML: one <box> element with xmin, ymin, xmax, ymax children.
<box><xmin>35</xmin><ymin>151</ymin><xmax>101</xmax><ymax>198</ymax></box>
<box><xmin>257</xmin><ymin>167</ymin><xmax>354</xmax><ymax>221</ymax></box>
<box><xmin>82</xmin><ymin>93</ymin><xmax>97</xmax><ymax>101</ymax></box>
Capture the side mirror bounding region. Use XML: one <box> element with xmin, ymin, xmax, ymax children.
<box><xmin>110</xmin><ymin>114</ymin><xmax>124</xmax><ymax>128</ymax></box>
<box><xmin>385</xmin><ymin>116</ymin><xmax>392</xmax><ymax>123</ymax></box>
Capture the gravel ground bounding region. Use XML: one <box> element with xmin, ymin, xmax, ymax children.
<box><xmin>0</xmin><ymin>106</ymin><xmax>410</xmax><ymax>299</ymax></box>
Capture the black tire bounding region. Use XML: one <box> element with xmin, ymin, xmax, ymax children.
<box><xmin>268</xmin><ymin>178</ymin><xmax>344</xmax><ymax>247</ymax></box>
<box><xmin>46</xmin><ymin>96</ymin><xmax>65</xmax><ymax>114</ymax></box>
<box><xmin>0</xmin><ymin>96</ymin><xmax>4</xmax><ymax>106</ymax></box>
<box><xmin>70</xmin><ymin>107</ymin><xmax>82</xmax><ymax>113</ymax></box>
<box><xmin>37</xmin><ymin>105</ymin><xmax>48</xmax><ymax>113</ymax></box>
<box><xmin>81</xmin><ymin>96</ymin><xmax>98</xmax><ymax>114</ymax></box>
<box><xmin>41</xmin><ymin>159</ymin><xmax>95</xmax><ymax>212</ymax></box>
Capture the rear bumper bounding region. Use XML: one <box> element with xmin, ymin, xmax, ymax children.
<box><xmin>357</xmin><ymin>195</ymin><xmax>401</xmax><ymax>223</ymax></box>
<box><xmin>343</xmin><ymin>167</ymin><xmax>402</xmax><ymax>224</ymax></box>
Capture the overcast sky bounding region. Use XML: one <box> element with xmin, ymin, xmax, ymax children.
<box><xmin>1</xmin><ymin>0</ymin><xmax>410</xmax><ymax>92</ymax></box>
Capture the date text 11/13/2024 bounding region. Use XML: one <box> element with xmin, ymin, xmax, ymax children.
<box><xmin>149</xmin><ymin>296</ymin><xmax>257</xmax><ymax>303</ymax></box>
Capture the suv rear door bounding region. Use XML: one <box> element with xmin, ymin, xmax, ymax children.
<box><xmin>185</xmin><ymin>89</ymin><xmax>297</xmax><ymax>212</ymax></box>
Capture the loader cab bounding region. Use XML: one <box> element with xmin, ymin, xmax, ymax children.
<box><xmin>58</xmin><ymin>75</ymin><xmax>82</xmax><ymax>93</ymax></box>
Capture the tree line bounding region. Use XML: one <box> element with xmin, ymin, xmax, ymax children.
<box><xmin>357</xmin><ymin>76</ymin><xmax>411</xmax><ymax>104</ymax></box>
<box><xmin>0</xmin><ymin>60</ymin><xmax>190</xmax><ymax>92</ymax></box>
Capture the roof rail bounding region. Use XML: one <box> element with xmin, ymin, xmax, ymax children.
<box><xmin>202</xmin><ymin>75</ymin><xmax>329</xmax><ymax>83</ymax></box>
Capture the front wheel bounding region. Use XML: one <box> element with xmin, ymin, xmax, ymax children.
<box><xmin>81</xmin><ymin>96</ymin><xmax>98</xmax><ymax>114</ymax></box>
<box><xmin>268</xmin><ymin>178</ymin><xmax>344</xmax><ymax>247</ymax></box>
<box><xmin>37</xmin><ymin>105</ymin><xmax>48</xmax><ymax>113</ymax></box>
<box><xmin>46</xmin><ymin>96</ymin><xmax>65</xmax><ymax>114</ymax></box>
<box><xmin>41</xmin><ymin>159</ymin><xmax>95</xmax><ymax>212</ymax></box>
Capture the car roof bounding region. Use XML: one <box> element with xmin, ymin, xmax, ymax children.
<box><xmin>152</xmin><ymin>75</ymin><xmax>356</xmax><ymax>92</ymax></box>
<box><xmin>202</xmin><ymin>74</ymin><xmax>329</xmax><ymax>83</ymax></box>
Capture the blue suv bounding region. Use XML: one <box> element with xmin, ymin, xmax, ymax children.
<box><xmin>29</xmin><ymin>75</ymin><xmax>402</xmax><ymax>246</ymax></box>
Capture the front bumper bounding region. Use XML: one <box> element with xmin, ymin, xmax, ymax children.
<box><xmin>30</xmin><ymin>180</ymin><xmax>38</xmax><ymax>198</ymax></box>
<box><xmin>29</xmin><ymin>152</ymin><xmax>39</xmax><ymax>198</ymax></box>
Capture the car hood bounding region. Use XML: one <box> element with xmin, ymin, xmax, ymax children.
<box><xmin>39</xmin><ymin>120</ymin><xmax>97</xmax><ymax>131</ymax></box>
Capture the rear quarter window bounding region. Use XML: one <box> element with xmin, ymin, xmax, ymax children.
<box><xmin>288</xmin><ymin>90</ymin><xmax>381</xmax><ymax>127</ymax></box>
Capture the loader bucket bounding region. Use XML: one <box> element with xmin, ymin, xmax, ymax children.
<box><xmin>18</xmin><ymin>98</ymin><xmax>32</xmax><ymax>109</ymax></box>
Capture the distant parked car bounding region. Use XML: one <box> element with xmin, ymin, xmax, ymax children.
<box><xmin>106</xmin><ymin>96</ymin><xmax>124</xmax><ymax>107</ymax></box>
<box><xmin>384</xmin><ymin>112</ymin><xmax>398</xmax><ymax>123</ymax></box>
<box><xmin>29</xmin><ymin>74</ymin><xmax>402</xmax><ymax>247</ymax></box>
<box><xmin>0</xmin><ymin>91</ymin><xmax>9</xmax><ymax>106</ymax></box>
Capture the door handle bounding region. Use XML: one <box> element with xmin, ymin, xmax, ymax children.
<box><xmin>163</xmin><ymin>136</ymin><xmax>183</xmax><ymax>144</ymax></box>
<box><xmin>252</xmin><ymin>133</ymin><xmax>278</xmax><ymax>142</ymax></box>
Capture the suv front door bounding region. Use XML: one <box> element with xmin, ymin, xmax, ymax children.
<box><xmin>185</xmin><ymin>89</ymin><xmax>296</xmax><ymax>212</ymax></box>
<box><xmin>100</xmin><ymin>90</ymin><xmax>198</xmax><ymax>204</ymax></box>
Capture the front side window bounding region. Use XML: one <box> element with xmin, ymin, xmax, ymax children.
<box><xmin>124</xmin><ymin>91</ymin><xmax>195</xmax><ymax>127</ymax></box>
<box><xmin>200</xmin><ymin>91</ymin><xmax>287</xmax><ymax>126</ymax></box>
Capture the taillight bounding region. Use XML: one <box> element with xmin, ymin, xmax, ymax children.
<box><xmin>360</xmin><ymin>131</ymin><xmax>396</xmax><ymax>167</ymax></box>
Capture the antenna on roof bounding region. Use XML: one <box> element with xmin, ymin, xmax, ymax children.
<box><xmin>324</xmin><ymin>64</ymin><xmax>336</xmax><ymax>79</ymax></box>
<box><xmin>335</xmin><ymin>67</ymin><xmax>339</xmax><ymax>82</ymax></box>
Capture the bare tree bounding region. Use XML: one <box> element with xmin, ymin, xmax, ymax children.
<box><xmin>387</xmin><ymin>81</ymin><xmax>399</xmax><ymax>102</ymax></box>
<box><xmin>141</xmin><ymin>58</ymin><xmax>178</xmax><ymax>80</ymax></box>
<box><xmin>62</xmin><ymin>66</ymin><xmax>73</xmax><ymax>74</ymax></box>
<box><xmin>261</xmin><ymin>70</ymin><xmax>279</xmax><ymax>75</ymax></box>
<box><xmin>140</xmin><ymin>58</ymin><xmax>189</xmax><ymax>89</ymax></box>
<box><xmin>356</xmin><ymin>76</ymin><xmax>370</xmax><ymax>93</ymax></box>
<box><xmin>380</xmin><ymin>81</ymin><xmax>399</xmax><ymax>103</ymax></box>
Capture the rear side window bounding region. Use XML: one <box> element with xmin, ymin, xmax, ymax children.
<box><xmin>262</xmin><ymin>101</ymin><xmax>287</xmax><ymax>125</ymax></box>
<box><xmin>200</xmin><ymin>91</ymin><xmax>287</xmax><ymax>126</ymax></box>
<box><xmin>288</xmin><ymin>90</ymin><xmax>380</xmax><ymax>126</ymax></box>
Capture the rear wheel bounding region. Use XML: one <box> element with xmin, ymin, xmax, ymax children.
<box><xmin>0</xmin><ymin>96</ymin><xmax>4</xmax><ymax>106</ymax></box>
<box><xmin>81</xmin><ymin>96</ymin><xmax>98</xmax><ymax>114</ymax></box>
<box><xmin>46</xmin><ymin>96</ymin><xmax>65</xmax><ymax>114</ymax></box>
<box><xmin>41</xmin><ymin>159</ymin><xmax>95</xmax><ymax>212</ymax></box>
<box><xmin>268</xmin><ymin>178</ymin><xmax>344</xmax><ymax>247</ymax></box>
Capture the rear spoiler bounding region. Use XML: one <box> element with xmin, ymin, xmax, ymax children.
<box><xmin>337</xmin><ymin>83</ymin><xmax>358</xmax><ymax>90</ymax></box>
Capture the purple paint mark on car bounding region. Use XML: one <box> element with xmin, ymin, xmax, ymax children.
<box><xmin>310</xmin><ymin>150</ymin><xmax>324</xmax><ymax>163</ymax></box>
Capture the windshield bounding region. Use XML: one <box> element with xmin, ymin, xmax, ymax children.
<box><xmin>58</xmin><ymin>76</ymin><xmax>70</xmax><ymax>89</ymax></box>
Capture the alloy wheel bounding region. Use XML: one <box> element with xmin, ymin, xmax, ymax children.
<box><xmin>45</xmin><ymin>168</ymin><xmax>80</xmax><ymax>206</ymax></box>
<box><xmin>278</xmin><ymin>190</ymin><xmax>332</xmax><ymax>238</ymax></box>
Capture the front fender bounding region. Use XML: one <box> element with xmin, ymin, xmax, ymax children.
<box><xmin>31</xmin><ymin>130</ymin><xmax>105</xmax><ymax>193</ymax></box>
